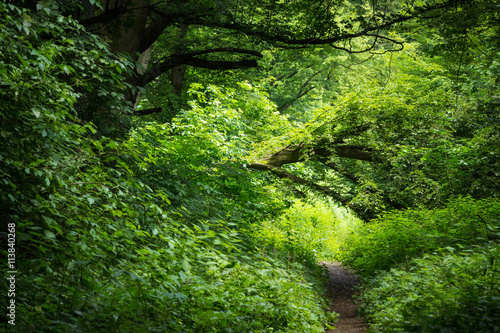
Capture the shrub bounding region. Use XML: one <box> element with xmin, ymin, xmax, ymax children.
<box><xmin>359</xmin><ymin>246</ymin><xmax>500</xmax><ymax>332</ymax></box>
<box><xmin>340</xmin><ymin>196</ymin><xmax>500</xmax><ymax>276</ymax></box>
<box><xmin>256</xmin><ymin>198</ymin><xmax>364</xmax><ymax>264</ymax></box>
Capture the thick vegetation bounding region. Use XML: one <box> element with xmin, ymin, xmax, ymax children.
<box><xmin>1</xmin><ymin>0</ymin><xmax>500</xmax><ymax>332</ymax></box>
<box><xmin>0</xmin><ymin>3</ymin><xmax>334</xmax><ymax>332</ymax></box>
<box><xmin>340</xmin><ymin>197</ymin><xmax>500</xmax><ymax>332</ymax></box>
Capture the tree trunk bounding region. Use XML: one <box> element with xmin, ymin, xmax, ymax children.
<box><xmin>95</xmin><ymin>0</ymin><xmax>151</xmax><ymax>59</ymax></box>
<box><xmin>171</xmin><ymin>24</ymin><xmax>189</xmax><ymax>96</ymax></box>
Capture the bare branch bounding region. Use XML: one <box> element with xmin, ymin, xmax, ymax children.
<box><xmin>137</xmin><ymin>48</ymin><xmax>263</xmax><ymax>87</ymax></box>
<box><xmin>79</xmin><ymin>6</ymin><xmax>128</xmax><ymax>27</ymax></box>
<box><xmin>134</xmin><ymin>107</ymin><xmax>163</xmax><ymax>116</ymax></box>
<box><xmin>184</xmin><ymin>47</ymin><xmax>263</xmax><ymax>58</ymax></box>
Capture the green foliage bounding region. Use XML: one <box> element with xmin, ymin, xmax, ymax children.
<box><xmin>359</xmin><ymin>247</ymin><xmax>500</xmax><ymax>332</ymax></box>
<box><xmin>337</xmin><ymin>196</ymin><xmax>500</xmax><ymax>332</ymax></box>
<box><xmin>340</xmin><ymin>196</ymin><xmax>500</xmax><ymax>276</ymax></box>
<box><xmin>272</xmin><ymin>37</ymin><xmax>500</xmax><ymax>216</ymax></box>
<box><xmin>0</xmin><ymin>2</ymin><xmax>132</xmax><ymax>221</ymax></box>
<box><xmin>135</xmin><ymin>0</ymin><xmax>500</xmax><ymax>218</ymax></box>
<box><xmin>4</xmin><ymin>1</ymin><xmax>500</xmax><ymax>332</ymax></box>
<box><xmin>176</xmin><ymin>255</ymin><xmax>337</xmax><ymax>333</ymax></box>
<box><xmin>0</xmin><ymin>7</ymin><xmax>336</xmax><ymax>328</ymax></box>
<box><xmin>256</xmin><ymin>198</ymin><xmax>364</xmax><ymax>263</ymax></box>
<box><xmin>130</xmin><ymin>82</ymin><xmax>293</xmax><ymax>223</ymax></box>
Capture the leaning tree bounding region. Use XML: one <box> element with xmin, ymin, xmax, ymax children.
<box><xmin>15</xmin><ymin>0</ymin><xmax>498</xmax><ymax>215</ymax></box>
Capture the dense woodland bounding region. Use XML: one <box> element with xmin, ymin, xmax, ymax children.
<box><xmin>1</xmin><ymin>0</ymin><xmax>499</xmax><ymax>331</ymax></box>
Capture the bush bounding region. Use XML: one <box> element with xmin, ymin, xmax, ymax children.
<box><xmin>0</xmin><ymin>6</ymin><xmax>337</xmax><ymax>329</ymax></box>
<box><xmin>359</xmin><ymin>246</ymin><xmax>500</xmax><ymax>332</ymax></box>
<box><xmin>336</xmin><ymin>196</ymin><xmax>500</xmax><ymax>332</ymax></box>
<box><xmin>340</xmin><ymin>196</ymin><xmax>500</xmax><ymax>276</ymax></box>
<box><xmin>256</xmin><ymin>198</ymin><xmax>364</xmax><ymax>264</ymax></box>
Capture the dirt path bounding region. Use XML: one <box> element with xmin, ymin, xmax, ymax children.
<box><xmin>321</xmin><ymin>262</ymin><xmax>366</xmax><ymax>333</ymax></box>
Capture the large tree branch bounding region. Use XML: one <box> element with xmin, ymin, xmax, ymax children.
<box><xmin>277</xmin><ymin>0</ymin><xmax>461</xmax><ymax>46</ymax></box>
<box><xmin>89</xmin><ymin>0</ymin><xmax>461</xmax><ymax>56</ymax></box>
<box><xmin>175</xmin><ymin>0</ymin><xmax>460</xmax><ymax>49</ymax></box>
<box><xmin>247</xmin><ymin>140</ymin><xmax>372</xmax><ymax>204</ymax></box>
<box><xmin>79</xmin><ymin>6</ymin><xmax>128</xmax><ymax>27</ymax></box>
<box><xmin>133</xmin><ymin>107</ymin><xmax>163</xmax><ymax>116</ymax></box>
<box><xmin>255</xmin><ymin>143</ymin><xmax>373</xmax><ymax>169</ymax></box>
<box><xmin>139</xmin><ymin>1</ymin><xmax>212</xmax><ymax>53</ymax></box>
<box><xmin>137</xmin><ymin>48</ymin><xmax>263</xmax><ymax>87</ymax></box>
<box><xmin>249</xmin><ymin>138</ymin><xmax>411</xmax><ymax>216</ymax></box>
<box><xmin>139</xmin><ymin>13</ymin><xmax>200</xmax><ymax>53</ymax></box>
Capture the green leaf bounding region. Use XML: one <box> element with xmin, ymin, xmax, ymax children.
<box><xmin>42</xmin><ymin>215</ymin><xmax>55</xmax><ymax>224</ymax></box>
<box><xmin>181</xmin><ymin>258</ymin><xmax>191</xmax><ymax>274</ymax></box>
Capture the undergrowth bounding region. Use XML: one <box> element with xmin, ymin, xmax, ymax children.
<box><xmin>360</xmin><ymin>246</ymin><xmax>500</xmax><ymax>332</ymax></box>
<box><xmin>0</xmin><ymin>7</ymin><xmax>338</xmax><ymax>329</ymax></box>
<box><xmin>338</xmin><ymin>197</ymin><xmax>500</xmax><ymax>332</ymax></box>
<box><xmin>255</xmin><ymin>198</ymin><xmax>364</xmax><ymax>263</ymax></box>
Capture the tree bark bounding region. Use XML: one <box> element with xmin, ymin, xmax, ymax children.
<box><xmin>94</xmin><ymin>0</ymin><xmax>151</xmax><ymax>58</ymax></box>
<box><xmin>136</xmin><ymin>48</ymin><xmax>263</xmax><ymax>88</ymax></box>
<box><xmin>171</xmin><ymin>24</ymin><xmax>189</xmax><ymax>96</ymax></box>
<box><xmin>134</xmin><ymin>107</ymin><xmax>162</xmax><ymax>116</ymax></box>
<box><xmin>247</xmin><ymin>140</ymin><xmax>373</xmax><ymax>207</ymax></box>
<box><xmin>252</xmin><ymin>143</ymin><xmax>373</xmax><ymax>169</ymax></box>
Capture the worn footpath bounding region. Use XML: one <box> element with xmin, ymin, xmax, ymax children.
<box><xmin>322</xmin><ymin>262</ymin><xmax>366</xmax><ymax>333</ymax></box>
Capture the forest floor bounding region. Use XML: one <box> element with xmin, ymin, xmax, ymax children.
<box><xmin>321</xmin><ymin>262</ymin><xmax>366</xmax><ymax>333</ymax></box>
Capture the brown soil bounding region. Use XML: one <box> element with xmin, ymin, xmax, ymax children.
<box><xmin>321</xmin><ymin>262</ymin><xmax>366</xmax><ymax>333</ymax></box>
